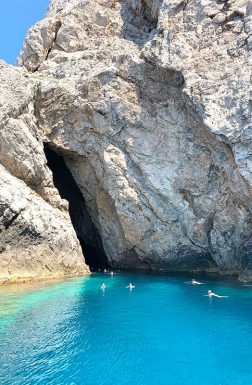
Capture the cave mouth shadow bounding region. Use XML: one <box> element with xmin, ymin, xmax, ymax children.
<box><xmin>44</xmin><ymin>143</ymin><xmax>109</xmax><ymax>270</ymax></box>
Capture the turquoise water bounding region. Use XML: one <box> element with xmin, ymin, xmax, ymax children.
<box><xmin>0</xmin><ymin>272</ymin><xmax>252</xmax><ymax>385</ymax></box>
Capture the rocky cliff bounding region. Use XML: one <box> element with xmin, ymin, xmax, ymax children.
<box><xmin>1</xmin><ymin>0</ymin><xmax>252</xmax><ymax>282</ymax></box>
<box><xmin>0</xmin><ymin>62</ymin><xmax>90</xmax><ymax>281</ymax></box>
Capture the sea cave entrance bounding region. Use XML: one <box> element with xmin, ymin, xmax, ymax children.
<box><xmin>44</xmin><ymin>143</ymin><xmax>108</xmax><ymax>270</ymax></box>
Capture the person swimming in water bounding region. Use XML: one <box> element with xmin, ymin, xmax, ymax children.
<box><xmin>110</xmin><ymin>271</ymin><xmax>115</xmax><ymax>277</ymax></box>
<box><xmin>126</xmin><ymin>283</ymin><xmax>135</xmax><ymax>290</ymax></box>
<box><xmin>101</xmin><ymin>283</ymin><xmax>106</xmax><ymax>290</ymax></box>
<box><xmin>192</xmin><ymin>278</ymin><xmax>203</xmax><ymax>285</ymax></box>
<box><xmin>207</xmin><ymin>290</ymin><xmax>228</xmax><ymax>298</ymax></box>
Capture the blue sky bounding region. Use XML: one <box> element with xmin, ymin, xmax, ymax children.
<box><xmin>0</xmin><ymin>0</ymin><xmax>49</xmax><ymax>65</ymax></box>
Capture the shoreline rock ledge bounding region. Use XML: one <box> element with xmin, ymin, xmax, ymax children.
<box><xmin>1</xmin><ymin>0</ymin><xmax>252</xmax><ymax>282</ymax></box>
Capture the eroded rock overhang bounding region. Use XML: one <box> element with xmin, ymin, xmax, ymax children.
<box><xmin>1</xmin><ymin>0</ymin><xmax>252</xmax><ymax>281</ymax></box>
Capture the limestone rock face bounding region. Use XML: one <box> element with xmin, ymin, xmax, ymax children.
<box><xmin>0</xmin><ymin>61</ymin><xmax>89</xmax><ymax>282</ymax></box>
<box><xmin>1</xmin><ymin>0</ymin><xmax>252</xmax><ymax>281</ymax></box>
<box><xmin>0</xmin><ymin>164</ymin><xmax>87</xmax><ymax>281</ymax></box>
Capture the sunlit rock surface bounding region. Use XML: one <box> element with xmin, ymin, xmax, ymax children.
<box><xmin>1</xmin><ymin>0</ymin><xmax>252</xmax><ymax>281</ymax></box>
<box><xmin>0</xmin><ymin>62</ymin><xmax>89</xmax><ymax>282</ymax></box>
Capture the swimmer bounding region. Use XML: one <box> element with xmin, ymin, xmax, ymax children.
<box><xmin>101</xmin><ymin>283</ymin><xmax>106</xmax><ymax>290</ymax></box>
<box><xmin>104</xmin><ymin>269</ymin><xmax>107</xmax><ymax>274</ymax></box>
<box><xmin>206</xmin><ymin>290</ymin><xmax>228</xmax><ymax>298</ymax></box>
<box><xmin>192</xmin><ymin>278</ymin><xmax>203</xmax><ymax>285</ymax></box>
<box><xmin>110</xmin><ymin>271</ymin><xmax>115</xmax><ymax>276</ymax></box>
<box><xmin>126</xmin><ymin>283</ymin><xmax>135</xmax><ymax>290</ymax></box>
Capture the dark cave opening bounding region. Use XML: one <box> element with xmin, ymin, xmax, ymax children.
<box><xmin>44</xmin><ymin>143</ymin><xmax>109</xmax><ymax>269</ymax></box>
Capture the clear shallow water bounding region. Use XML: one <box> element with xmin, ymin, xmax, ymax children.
<box><xmin>0</xmin><ymin>272</ymin><xmax>252</xmax><ymax>385</ymax></box>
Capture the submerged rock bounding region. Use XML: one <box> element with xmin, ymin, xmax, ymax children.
<box><xmin>1</xmin><ymin>0</ymin><xmax>252</xmax><ymax>281</ymax></box>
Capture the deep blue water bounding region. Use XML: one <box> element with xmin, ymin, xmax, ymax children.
<box><xmin>0</xmin><ymin>272</ymin><xmax>252</xmax><ymax>385</ymax></box>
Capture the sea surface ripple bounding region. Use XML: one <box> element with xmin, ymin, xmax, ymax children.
<box><xmin>0</xmin><ymin>272</ymin><xmax>252</xmax><ymax>385</ymax></box>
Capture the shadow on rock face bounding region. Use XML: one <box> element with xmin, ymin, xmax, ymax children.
<box><xmin>44</xmin><ymin>143</ymin><xmax>109</xmax><ymax>269</ymax></box>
